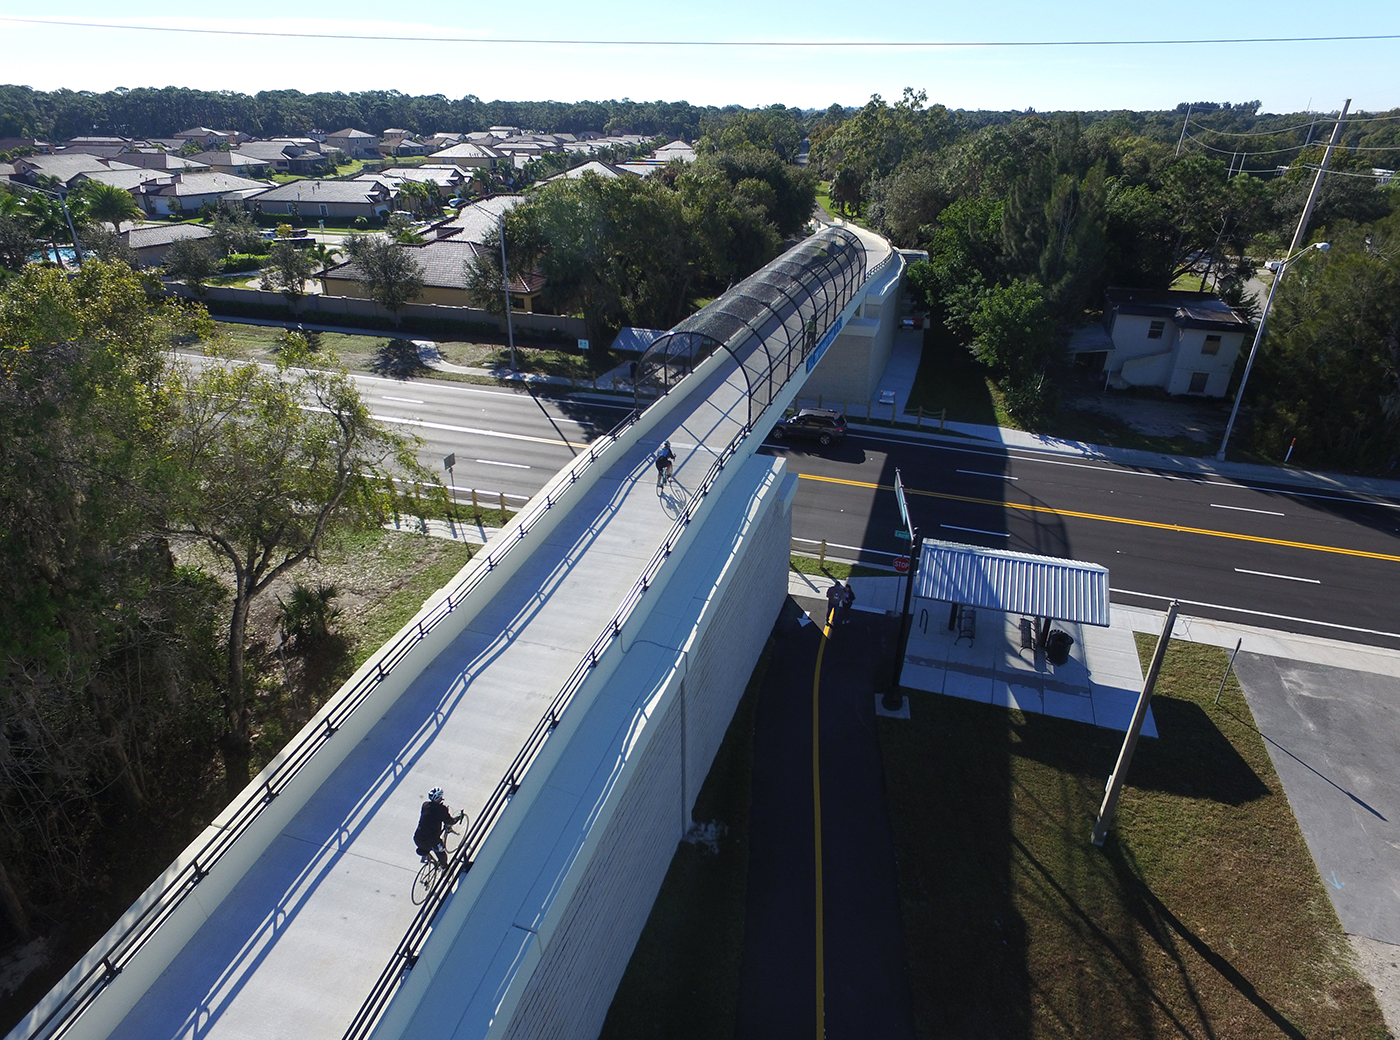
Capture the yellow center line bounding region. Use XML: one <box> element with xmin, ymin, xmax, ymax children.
<box><xmin>814</xmin><ymin>606</ymin><xmax>832</xmax><ymax>1040</ymax></box>
<box><xmin>797</xmin><ymin>472</ymin><xmax>1400</xmax><ymax>564</ymax></box>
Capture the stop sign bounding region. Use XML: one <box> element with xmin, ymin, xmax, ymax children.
<box><xmin>893</xmin><ymin>556</ymin><xmax>910</xmax><ymax>574</ymax></box>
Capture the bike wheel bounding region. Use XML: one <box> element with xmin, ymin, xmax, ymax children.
<box><xmin>411</xmin><ymin>859</ymin><xmax>439</xmax><ymax>905</ymax></box>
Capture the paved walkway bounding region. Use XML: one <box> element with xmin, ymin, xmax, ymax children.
<box><xmin>736</xmin><ymin>603</ymin><xmax>915</xmax><ymax>1040</ymax></box>
<box><xmin>109</xmin><ymin>339</ymin><xmax>755</xmax><ymax>1040</ymax></box>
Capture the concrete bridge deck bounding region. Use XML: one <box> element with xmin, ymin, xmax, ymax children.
<box><xmin>12</xmin><ymin>228</ymin><xmax>894</xmax><ymax>1040</ymax></box>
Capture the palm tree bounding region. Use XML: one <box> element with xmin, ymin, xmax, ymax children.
<box><xmin>22</xmin><ymin>193</ymin><xmax>72</xmax><ymax>267</ymax></box>
<box><xmin>304</xmin><ymin>242</ymin><xmax>340</xmax><ymax>275</ymax></box>
<box><xmin>78</xmin><ymin>181</ymin><xmax>142</xmax><ymax>235</ymax></box>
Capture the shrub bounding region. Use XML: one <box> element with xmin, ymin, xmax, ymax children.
<box><xmin>222</xmin><ymin>252</ymin><xmax>269</xmax><ymax>273</ymax></box>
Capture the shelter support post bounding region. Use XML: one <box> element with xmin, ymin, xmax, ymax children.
<box><xmin>885</xmin><ymin>530</ymin><xmax>923</xmax><ymax>710</ymax></box>
<box><xmin>1092</xmin><ymin>601</ymin><xmax>1178</xmax><ymax>846</ymax></box>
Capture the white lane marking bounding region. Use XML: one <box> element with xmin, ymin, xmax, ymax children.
<box><xmin>956</xmin><ymin>469</ymin><xmax>1019</xmax><ymax>480</ymax></box>
<box><xmin>849</xmin><ymin>431</ymin><xmax>1400</xmax><ymax>509</ymax></box>
<box><xmin>1234</xmin><ymin>568</ymin><xmax>1321</xmax><ymax>584</ymax></box>
<box><xmin>940</xmin><ymin>524</ymin><xmax>1009</xmax><ymax>538</ymax></box>
<box><xmin>363</xmin><ymin>412</ymin><xmax>585</xmax><ymax>449</ymax></box>
<box><xmin>1111</xmin><ymin>588</ymin><xmax>1400</xmax><ymax>640</ymax></box>
<box><xmin>476</xmin><ymin>459</ymin><xmax>530</xmax><ymax>469</ymax></box>
<box><xmin>382</xmin><ymin>395</ymin><xmax>424</xmax><ymax>404</ymax></box>
<box><xmin>1212</xmin><ymin>503</ymin><xmax>1284</xmax><ymax>516</ymax></box>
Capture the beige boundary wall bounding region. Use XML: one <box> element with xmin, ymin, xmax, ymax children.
<box><xmin>167</xmin><ymin>284</ymin><xmax>587</xmax><ymax>339</ymax></box>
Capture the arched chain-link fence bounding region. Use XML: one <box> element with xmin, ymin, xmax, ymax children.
<box><xmin>633</xmin><ymin>227</ymin><xmax>867</xmax><ymax>427</ymax></box>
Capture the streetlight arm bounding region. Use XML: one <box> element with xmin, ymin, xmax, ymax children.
<box><xmin>1214</xmin><ymin>242</ymin><xmax>1328</xmax><ymax>462</ymax></box>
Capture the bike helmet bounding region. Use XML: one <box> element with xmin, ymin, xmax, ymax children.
<box><xmin>428</xmin><ymin>787</ymin><xmax>444</xmax><ymax>803</ymax></box>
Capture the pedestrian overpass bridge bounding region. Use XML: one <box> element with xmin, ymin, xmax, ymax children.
<box><xmin>11</xmin><ymin>226</ymin><xmax>901</xmax><ymax>1040</ymax></box>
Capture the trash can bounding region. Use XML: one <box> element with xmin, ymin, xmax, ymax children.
<box><xmin>1046</xmin><ymin>630</ymin><xmax>1074</xmax><ymax>666</ymax></box>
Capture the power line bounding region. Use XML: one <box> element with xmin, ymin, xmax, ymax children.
<box><xmin>1183</xmin><ymin>131</ymin><xmax>1400</xmax><ymax>155</ymax></box>
<box><xmin>4</xmin><ymin>16</ymin><xmax>1400</xmax><ymax>48</ymax></box>
<box><xmin>1188</xmin><ymin>118</ymin><xmax>1321</xmax><ymax>137</ymax></box>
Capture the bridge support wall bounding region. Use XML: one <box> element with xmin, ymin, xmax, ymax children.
<box><xmin>494</xmin><ymin>457</ymin><xmax>795</xmax><ymax>1040</ymax></box>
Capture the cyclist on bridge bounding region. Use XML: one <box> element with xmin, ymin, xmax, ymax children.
<box><xmin>654</xmin><ymin>440</ymin><xmax>676</xmax><ymax>489</ymax></box>
<box><xmin>414</xmin><ymin>787</ymin><xmax>461</xmax><ymax>870</ymax></box>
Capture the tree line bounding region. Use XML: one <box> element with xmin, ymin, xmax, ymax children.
<box><xmin>466</xmin><ymin>144</ymin><xmax>815</xmax><ymax>349</ymax></box>
<box><xmin>812</xmin><ymin>91</ymin><xmax>1400</xmax><ymax>466</ymax></box>
<box><xmin>0</xmin><ymin>85</ymin><xmax>726</xmax><ymax>143</ymax></box>
<box><xmin>0</xmin><ymin>262</ymin><xmax>432</xmax><ymax>955</ymax></box>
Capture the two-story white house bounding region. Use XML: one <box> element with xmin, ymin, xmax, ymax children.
<box><xmin>1069</xmin><ymin>288</ymin><xmax>1251</xmax><ymax>397</ymax></box>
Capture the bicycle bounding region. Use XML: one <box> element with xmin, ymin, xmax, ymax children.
<box><xmin>411</xmin><ymin>809</ymin><xmax>466</xmax><ymax>905</ymax></box>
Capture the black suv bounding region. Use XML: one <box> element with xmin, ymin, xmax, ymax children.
<box><xmin>769</xmin><ymin>408</ymin><xmax>847</xmax><ymax>447</ymax></box>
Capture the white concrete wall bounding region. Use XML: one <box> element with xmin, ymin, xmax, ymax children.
<box><xmin>801</xmin><ymin>250</ymin><xmax>904</xmax><ymax>406</ymax></box>
<box><xmin>1109</xmin><ymin>313</ymin><xmax>1178</xmax><ymax>368</ymax></box>
<box><xmin>1165</xmin><ymin>327</ymin><xmax>1245</xmax><ymax>397</ymax></box>
<box><xmin>494</xmin><ymin>458</ymin><xmax>794</xmax><ymax>1040</ymax></box>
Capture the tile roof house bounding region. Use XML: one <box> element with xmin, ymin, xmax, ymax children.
<box><xmin>324</xmin><ymin>128</ymin><xmax>379</xmax><ymax>158</ymax></box>
<box><xmin>135</xmin><ymin>171</ymin><xmax>274</xmax><ymax>216</ymax></box>
<box><xmin>546</xmin><ymin>160</ymin><xmax>636</xmax><ymax>182</ymax></box>
<box><xmin>120</xmin><ymin>222</ymin><xmax>218</xmax><ymax>267</ymax></box>
<box><xmin>378</xmin><ymin>129</ymin><xmax>428</xmax><ymax>157</ymax></box>
<box><xmin>174</xmin><ymin>127</ymin><xmax>246</xmax><ymax>147</ymax></box>
<box><xmin>74</xmin><ymin>168</ymin><xmax>174</xmax><ymax>192</ymax></box>
<box><xmin>12</xmin><ymin>154</ymin><xmax>140</xmax><ymax>188</ymax></box>
<box><xmin>117</xmin><ymin>151</ymin><xmax>211</xmax><ymax>171</ymax></box>
<box><xmin>191</xmin><ymin>150</ymin><xmax>274</xmax><ymax>177</ymax></box>
<box><xmin>428</xmin><ymin>142</ymin><xmax>502</xmax><ymax>170</ymax></box>
<box><xmin>366</xmin><ymin>165</ymin><xmax>465</xmax><ymax>197</ymax></box>
<box><xmin>321</xmin><ymin>237</ymin><xmax>545</xmax><ymax>311</ymax></box>
<box><xmin>250</xmin><ymin>178</ymin><xmax>391</xmax><ymax>219</ymax></box>
<box><xmin>427</xmin><ymin>194</ymin><xmax>523</xmax><ymax>245</ymax></box>
<box><xmin>239</xmin><ymin>141</ymin><xmax>326</xmax><ymax>174</ymax></box>
<box><xmin>1069</xmin><ymin>288</ymin><xmax>1251</xmax><ymax>397</ymax></box>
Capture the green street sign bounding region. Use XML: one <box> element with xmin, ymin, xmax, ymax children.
<box><xmin>894</xmin><ymin>529</ymin><xmax>911</xmax><ymax>540</ymax></box>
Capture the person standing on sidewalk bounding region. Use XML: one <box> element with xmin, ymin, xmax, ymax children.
<box><xmin>840</xmin><ymin>580</ymin><xmax>856</xmax><ymax>624</ymax></box>
<box><xmin>826</xmin><ymin>580</ymin><xmax>843</xmax><ymax>627</ymax></box>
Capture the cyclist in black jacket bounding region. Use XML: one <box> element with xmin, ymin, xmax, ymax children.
<box><xmin>414</xmin><ymin>787</ymin><xmax>459</xmax><ymax>869</ymax></box>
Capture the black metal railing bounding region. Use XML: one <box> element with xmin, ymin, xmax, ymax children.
<box><xmin>340</xmin><ymin>419</ymin><xmax>752</xmax><ymax>1040</ymax></box>
<box><xmin>15</xmin><ymin>409</ymin><xmax>641</xmax><ymax>1040</ymax></box>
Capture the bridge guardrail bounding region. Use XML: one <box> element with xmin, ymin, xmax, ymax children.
<box><xmin>342</xmin><ymin>233</ymin><xmax>901</xmax><ymax>1040</ymax></box>
<box><xmin>340</xmin><ymin>419</ymin><xmax>752</xmax><ymax>1040</ymax></box>
<box><xmin>15</xmin><ymin>409</ymin><xmax>641</xmax><ymax>1040</ymax></box>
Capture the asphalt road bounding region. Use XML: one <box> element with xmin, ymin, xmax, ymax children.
<box><xmin>254</xmin><ymin>358</ymin><xmax>1400</xmax><ymax>649</ymax></box>
<box><xmin>766</xmin><ymin>427</ymin><xmax>1400</xmax><ymax>648</ymax></box>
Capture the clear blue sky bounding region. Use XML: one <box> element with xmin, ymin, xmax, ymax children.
<box><xmin>1</xmin><ymin>2</ymin><xmax>1397</xmax><ymax>114</ymax></box>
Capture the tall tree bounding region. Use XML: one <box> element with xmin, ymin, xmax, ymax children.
<box><xmin>75</xmin><ymin>180</ymin><xmax>141</xmax><ymax>235</ymax></box>
<box><xmin>343</xmin><ymin>234</ymin><xmax>424</xmax><ymax>325</ymax></box>
<box><xmin>163</xmin><ymin>343</ymin><xmax>430</xmax><ymax>789</ymax></box>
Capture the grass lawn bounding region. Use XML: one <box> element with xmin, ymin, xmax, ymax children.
<box><xmin>789</xmin><ymin>554</ymin><xmax>890</xmax><ymax>580</ymax></box>
<box><xmin>598</xmin><ymin>639</ymin><xmax>770</xmax><ymax>1040</ymax></box>
<box><xmin>203</xmin><ymin>322</ymin><xmax>614</xmax><ymax>383</ymax></box>
<box><xmin>0</xmin><ymin>528</ymin><xmax>475</xmax><ymax>1035</ymax></box>
<box><xmin>815</xmin><ymin>179</ymin><xmax>870</xmax><ymax>228</ymax></box>
<box><xmin>905</xmin><ymin>324</ymin><xmax>1007</xmax><ymax>427</ymax></box>
<box><xmin>904</xmin><ymin>325</ymin><xmax>1228</xmax><ymax>456</ymax></box>
<box><xmin>879</xmin><ymin>636</ymin><xmax>1387</xmax><ymax>1039</ymax></box>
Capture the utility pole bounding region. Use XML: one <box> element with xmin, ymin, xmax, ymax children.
<box><xmin>1093</xmin><ymin>602</ymin><xmax>1178</xmax><ymax>846</ymax></box>
<box><xmin>1175</xmin><ymin>104</ymin><xmax>1192</xmax><ymax>157</ymax></box>
<box><xmin>498</xmin><ymin>212</ymin><xmax>517</xmax><ymax>372</ymax></box>
<box><xmin>1289</xmin><ymin>99</ymin><xmax>1350</xmax><ymax>253</ymax></box>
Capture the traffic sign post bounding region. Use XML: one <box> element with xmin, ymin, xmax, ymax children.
<box><xmin>893</xmin><ymin>556</ymin><xmax>910</xmax><ymax>574</ymax></box>
<box><xmin>886</xmin><ymin>467</ymin><xmax>921</xmax><ymax>712</ymax></box>
<box><xmin>443</xmin><ymin>453</ymin><xmax>456</xmax><ymax>520</ymax></box>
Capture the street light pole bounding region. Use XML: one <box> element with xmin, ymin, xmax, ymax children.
<box><xmin>1214</xmin><ymin>242</ymin><xmax>1328</xmax><ymax>461</ymax></box>
<box><xmin>498</xmin><ymin>212</ymin><xmax>517</xmax><ymax>372</ymax></box>
<box><xmin>1214</xmin><ymin>100</ymin><xmax>1349</xmax><ymax>463</ymax></box>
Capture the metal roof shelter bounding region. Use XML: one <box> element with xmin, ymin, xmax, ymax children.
<box><xmin>912</xmin><ymin>541</ymin><xmax>1111</xmax><ymax>627</ymax></box>
<box><xmin>634</xmin><ymin>226</ymin><xmax>866</xmax><ymax>428</ymax></box>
